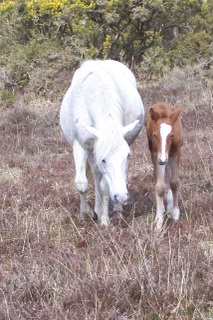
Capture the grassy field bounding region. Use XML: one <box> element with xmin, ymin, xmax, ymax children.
<box><xmin>0</xmin><ymin>64</ymin><xmax>212</xmax><ymax>319</ymax></box>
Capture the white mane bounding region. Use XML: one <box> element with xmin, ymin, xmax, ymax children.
<box><xmin>95</xmin><ymin>115</ymin><xmax>125</xmax><ymax>164</ymax></box>
<box><xmin>83</xmin><ymin>61</ymin><xmax>124</xmax><ymax>122</ymax></box>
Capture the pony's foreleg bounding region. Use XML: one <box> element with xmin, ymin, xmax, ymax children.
<box><xmin>96</xmin><ymin>178</ymin><xmax>109</xmax><ymax>225</ymax></box>
<box><xmin>154</xmin><ymin>163</ymin><xmax>166</xmax><ymax>229</ymax></box>
<box><xmin>73</xmin><ymin>140</ymin><xmax>92</xmax><ymax>219</ymax></box>
<box><xmin>88</xmin><ymin>159</ymin><xmax>110</xmax><ymax>225</ymax></box>
<box><xmin>95</xmin><ymin>177</ymin><xmax>110</xmax><ymax>226</ymax></box>
<box><xmin>169</xmin><ymin>152</ymin><xmax>181</xmax><ymax>220</ymax></box>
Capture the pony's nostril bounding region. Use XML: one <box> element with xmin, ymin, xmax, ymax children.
<box><xmin>114</xmin><ymin>195</ymin><xmax>118</xmax><ymax>203</ymax></box>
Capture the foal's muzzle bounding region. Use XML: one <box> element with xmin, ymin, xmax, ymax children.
<box><xmin>158</xmin><ymin>157</ymin><xmax>168</xmax><ymax>165</ymax></box>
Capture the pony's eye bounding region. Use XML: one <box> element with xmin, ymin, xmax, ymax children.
<box><xmin>171</xmin><ymin>134</ymin><xmax>174</xmax><ymax>139</ymax></box>
<box><xmin>102</xmin><ymin>159</ymin><xmax>106</xmax><ymax>164</ymax></box>
<box><xmin>127</xmin><ymin>153</ymin><xmax>131</xmax><ymax>158</ymax></box>
<box><xmin>153</xmin><ymin>133</ymin><xmax>157</xmax><ymax>138</ymax></box>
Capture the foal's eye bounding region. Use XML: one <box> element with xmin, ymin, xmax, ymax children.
<box><xmin>171</xmin><ymin>134</ymin><xmax>174</xmax><ymax>139</ymax></box>
<box><xmin>102</xmin><ymin>159</ymin><xmax>106</xmax><ymax>164</ymax></box>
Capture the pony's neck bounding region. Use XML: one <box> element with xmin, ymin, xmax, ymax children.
<box><xmin>102</xmin><ymin>113</ymin><xmax>122</xmax><ymax>129</ymax></box>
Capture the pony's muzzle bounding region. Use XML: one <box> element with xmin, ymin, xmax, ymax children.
<box><xmin>114</xmin><ymin>192</ymin><xmax>130</xmax><ymax>205</ymax></box>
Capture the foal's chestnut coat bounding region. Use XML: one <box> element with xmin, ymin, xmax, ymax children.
<box><xmin>146</xmin><ymin>102</ymin><xmax>183</xmax><ymax>228</ymax></box>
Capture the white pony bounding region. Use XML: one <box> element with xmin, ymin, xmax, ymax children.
<box><xmin>60</xmin><ymin>60</ymin><xmax>144</xmax><ymax>225</ymax></box>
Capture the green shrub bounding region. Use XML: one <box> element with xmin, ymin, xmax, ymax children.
<box><xmin>0</xmin><ymin>0</ymin><xmax>212</xmax><ymax>81</ymax></box>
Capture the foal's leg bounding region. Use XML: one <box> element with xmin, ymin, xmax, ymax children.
<box><xmin>154</xmin><ymin>162</ymin><xmax>166</xmax><ymax>229</ymax></box>
<box><xmin>73</xmin><ymin>140</ymin><xmax>92</xmax><ymax>219</ymax></box>
<box><xmin>165</xmin><ymin>163</ymin><xmax>173</xmax><ymax>214</ymax></box>
<box><xmin>169</xmin><ymin>152</ymin><xmax>181</xmax><ymax>220</ymax></box>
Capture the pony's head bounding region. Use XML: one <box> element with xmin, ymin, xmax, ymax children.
<box><xmin>84</xmin><ymin>120</ymin><xmax>139</xmax><ymax>204</ymax></box>
<box><xmin>148</xmin><ymin>104</ymin><xmax>182</xmax><ymax>165</ymax></box>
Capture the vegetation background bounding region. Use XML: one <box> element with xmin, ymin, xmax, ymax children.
<box><xmin>0</xmin><ymin>0</ymin><xmax>212</xmax><ymax>319</ymax></box>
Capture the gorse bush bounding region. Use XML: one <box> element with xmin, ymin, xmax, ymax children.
<box><xmin>0</xmin><ymin>0</ymin><xmax>212</xmax><ymax>63</ymax></box>
<box><xmin>0</xmin><ymin>0</ymin><xmax>212</xmax><ymax>99</ymax></box>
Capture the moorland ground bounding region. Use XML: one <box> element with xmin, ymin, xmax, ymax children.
<box><xmin>0</xmin><ymin>65</ymin><xmax>212</xmax><ymax>319</ymax></box>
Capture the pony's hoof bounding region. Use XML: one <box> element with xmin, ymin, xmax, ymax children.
<box><xmin>113</xmin><ymin>203</ymin><xmax>123</xmax><ymax>212</ymax></box>
<box><xmin>100</xmin><ymin>217</ymin><xmax>110</xmax><ymax>226</ymax></box>
<box><xmin>93</xmin><ymin>212</ymin><xmax>98</xmax><ymax>221</ymax></box>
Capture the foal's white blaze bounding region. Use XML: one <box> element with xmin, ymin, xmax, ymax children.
<box><xmin>159</xmin><ymin>123</ymin><xmax>172</xmax><ymax>164</ymax></box>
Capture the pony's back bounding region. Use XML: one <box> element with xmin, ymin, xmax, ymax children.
<box><xmin>101</xmin><ymin>60</ymin><xmax>137</xmax><ymax>87</ymax></box>
<box><xmin>60</xmin><ymin>59</ymin><xmax>144</xmax><ymax>146</ymax></box>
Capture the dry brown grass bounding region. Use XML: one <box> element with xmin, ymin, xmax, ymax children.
<box><xmin>0</xmin><ymin>66</ymin><xmax>212</xmax><ymax>320</ymax></box>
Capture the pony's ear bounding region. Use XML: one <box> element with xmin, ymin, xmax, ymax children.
<box><xmin>149</xmin><ymin>107</ymin><xmax>160</xmax><ymax>122</ymax></box>
<box><xmin>83</xmin><ymin>125</ymin><xmax>99</xmax><ymax>139</ymax></box>
<box><xmin>122</xmin><ymin>120</ymin><xmax>139</xmax><ymax>138</ymax></box>
<box><xmin>170</xmin><ymin>107</ymin><xmax>182</xmax><ymax>124</ymax></box>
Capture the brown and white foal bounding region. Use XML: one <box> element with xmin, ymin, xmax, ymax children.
<box><xmin>146</xmin><ymin>102</ymin><xmax>183</xmax><ymax>229</ymax></box>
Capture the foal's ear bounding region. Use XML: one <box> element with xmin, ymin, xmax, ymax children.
<box><xmin>170</xmin><ymin>107</ymin><xmax>182</xmax><ymax>124</ymax></box>
<box><xmin>149</xmin><ymin>107</ymin><xmax>160</xmax><ymax>122</ymax></box>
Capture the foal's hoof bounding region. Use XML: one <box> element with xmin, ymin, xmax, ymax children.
<box><xmin>172</xmin><ymin>208</ymin><xmax>180</xmax><ymax>220</ymax></box>
<box><xmin>153</xmin><ymin>218</ymin><xmax>163</xmax><ymax>231</ymax></box>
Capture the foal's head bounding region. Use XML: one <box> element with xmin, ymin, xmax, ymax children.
<box><xmin>148</xmin><ymin>103</ymin><xmax>182</xmax><ymax>165</ymax></box>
